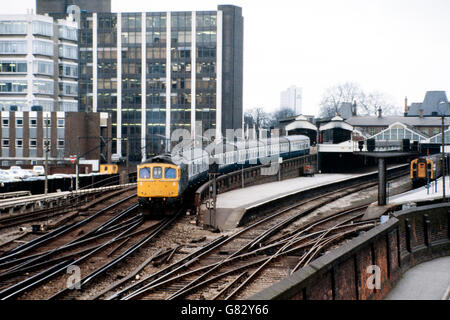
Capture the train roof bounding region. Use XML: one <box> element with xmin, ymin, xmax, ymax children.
<box><xmin>284</xmin><ymin>135</ymin><xmax>310</xmax><ymax>142</ymax></box>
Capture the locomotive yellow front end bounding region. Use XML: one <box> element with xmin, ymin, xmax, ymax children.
<box><xmin>137</xmin><ymin>163</ymin><xmax>180</xmax><ymax>208</ymax></box>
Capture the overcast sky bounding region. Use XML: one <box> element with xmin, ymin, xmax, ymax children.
<box><xmin>6</xmin><ymin>0</ymin><xmax>450</xmax><ymax>116</ymax></box>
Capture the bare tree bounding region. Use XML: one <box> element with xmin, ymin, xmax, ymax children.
<box><xmin>319</xmin><ymin>82</ymin><xmax>401</xmax><ymax>117</ymax></box>
<box><xmin>244</xmin><ymin>107</ymin><xmax>272</xmax><ymax>132</ymax></box>
<box><xmin>270</xmin><ymin>107</ymin><xmax>296</xmax><ymax>126</ymax></box>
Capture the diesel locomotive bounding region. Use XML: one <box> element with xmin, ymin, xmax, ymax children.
<box><xmin>137</xmin><ymin>135</ymin><xmax>310</xmax><ymax>210</ymax></box>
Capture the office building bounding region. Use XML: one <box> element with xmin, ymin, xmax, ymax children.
<box><xmin>0</xmin><ymin>110</ymin><xmax>112</xmax><ymax>168</ymax></box>
<box><xmin>36</xmin><ymin>0</ymin><xmax>111</xmax><ymax>15</ymax></box>
<box><xmin>280</xmin><ymin>85</ymin><xmax>302</xmax><ymax>115</ymax></box>
<box><xmin>41</xmin><ymin>4</ymin><xmax>243</xmax><ymax>161</ymax></box>
<box><xmin>0</xmin><ymin>13</ymin><xmax>79</xmax><ymax>112</ymax></box>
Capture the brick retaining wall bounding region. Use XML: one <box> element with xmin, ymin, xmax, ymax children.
<box><xmin>250</xmin><ymin>203</ymin><xmax>450</xmax><ymax>300</ymax></box>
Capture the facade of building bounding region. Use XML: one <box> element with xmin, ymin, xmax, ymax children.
<box><xmin>0</xmin><ymin>110</ymin><xmax>111</xmax><ymax>167</ymax></box>
<box><xmin>43</xmin><ymin>5</ymin><xmax>244</xmax><ymax>161</ymax></box>
<box><xmin>280</xmin><ymin>85</ymin><xmax>302</xmax><ymax>115</ymax></box>
<box><xmin>0</xmin><ymin>14</ymin><xmax>79</xmax><ymax>113</ymax></box>
<box><xmin>36</xmin><ymin>0</ymin><xmax>111</xmax><ymax>15</ymax></box>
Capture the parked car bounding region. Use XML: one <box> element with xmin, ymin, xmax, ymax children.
<box><xmin>8</xmin><ymin>166</ymin><xmax>30</xmax><ymax>179</ymax></box>
<box><xmin>32</xmin><ymin>165</ymin><xmax>45</xmax><ymax>176</ymax></box>
<box><xmin>0</xmin><ymin>169</ymin><xmax>18</xmax><ymax>182</ymax></box>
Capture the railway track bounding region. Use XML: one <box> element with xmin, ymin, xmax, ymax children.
<box><xmin>0</xmin><ymin>186</ymin><xmax>136</xmax><ymax>231</ymax></box>
<box><xmin>0</xmin><ymin>191</ymin><xmax>146</xmax><ymax>299</ymax></box>
<box><xmin>94</xmin><ymin>176</ymin><xmax>394</xmax><ymax>300</ymax></box>
<box><xmin>0</xmin><ymin>169</ymin><xmax>409</xmax><ymax>300</ymax></box>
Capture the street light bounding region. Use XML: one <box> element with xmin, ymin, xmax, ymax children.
<box><xmin>439</xmin><ymin>100</ymin><xmax>447</xmax><ymax>202</ymax></box>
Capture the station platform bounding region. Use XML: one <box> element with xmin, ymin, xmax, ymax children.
<box><xmin>209</xmin><ymin>165</ymin><xmax>407</xmax><ymax>231</ymax></box>
<box><xmin>213</xmin><ymin>173</ymin><xmax>352</xmax><ymax>230</ymax></box>
<box><xmin>389</xmin><ymin>176</ymin><xmax>450</xmax><ymax>204</ymax></box>
<box><xmin>385</xmin><ymin>256</ymin><xmax>450</xmax><ymax>300</ymax></box>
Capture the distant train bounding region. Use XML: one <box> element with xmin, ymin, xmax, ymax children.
<box><xmin>410</xmin><ymin>153</ymin><xmax>442</xmax><ymax>188</ymax></box>
<box><xmin>137</xmin><ymin>135</ymin><xmax>310</xmax><ymax>210</ymax></box>
<box><xmin>100</xmin><ymin>164</ymin><xmax>119</xmax><ymax>174</ymax></box>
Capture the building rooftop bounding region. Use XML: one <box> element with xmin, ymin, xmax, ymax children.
<box><xmin>346</xmin><ymin>115</ymin><xmax>450</xmax><ymax>127</ymax></box>
<box><xmin>406</xmin><ymin>91</ymin><xmax>449</xmax><ymax>116</ymax></box>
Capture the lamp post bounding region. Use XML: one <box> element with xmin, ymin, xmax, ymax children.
<box><xmin>44</xmin><ymin>114</ymin><xmax>49</xmax><ymax>195</ymax></box>
<box><xmin>439</xmin><ymin>101</ymin><xmax>447</xmax><ymax>202</ymax></box>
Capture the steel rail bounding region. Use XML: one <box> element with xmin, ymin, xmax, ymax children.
<box><xmin>0</xmin><ymin>218</ymin><xmax>143</xmax><ymax>300</ymax></box>
<box><xmin>0</xmin><ymin>193</ymin><xmax>136</xmax><ymax>262</ymax></box>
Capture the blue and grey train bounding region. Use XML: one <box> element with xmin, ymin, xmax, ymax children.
<box><xmin>137</xmin><ymin>135</ymin><xmax>310</xmax><ymax>209</ymax></box>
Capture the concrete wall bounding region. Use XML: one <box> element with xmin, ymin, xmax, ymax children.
<box><xmin>250</xmin><ymin>203</ymin><xmax>450</xmax><ymax>300</ymax></box>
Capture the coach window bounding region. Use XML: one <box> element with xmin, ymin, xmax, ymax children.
<box><xmin>165</xmin><ymin>167</ymin><xmax>177</xmax><ymax>179</ymax></box>
<box><xmin>139</xmin><ymin>167</ymin><xmax>150</xmax><ymax>179</ymax></box>
<box><xmin>153</xmin><ymin>167</ymin><xmax>162</xmax><ymax>179</ymax></box>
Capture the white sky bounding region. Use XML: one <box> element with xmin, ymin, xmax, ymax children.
<box><xmin>5</xmin><ymin>0</ymin><xmax>450</xmax><ymax>116</ymax></box>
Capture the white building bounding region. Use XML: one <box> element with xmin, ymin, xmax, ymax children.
<box><xmin>0</xmin><ymin>13</ymin><xmax>78</xmax><ymax>112</ymax></box>
<box><xmin>280</xmin><ymin>85</ymin><xmax>302</xmax><ymax>115</ymax></box>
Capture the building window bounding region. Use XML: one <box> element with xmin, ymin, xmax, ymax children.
<box><xmin>30</xmin><ymin>118</ymin><xmax>37</xmax><ymax>128</ymax></box>
<box><xmin>0</xmin><ymin>61</ymin><xmax>27</xmax><ymax>73</ymax></box>
<box><xmin>2</xmin><ymin>118</ymin><xmax>9</xmax><ymax>127</ymax></box>
<box><xmin>29</xmin><ymin>139</ymin><xmax>37</xmax><ymax>148</ymax></box>
<box><xmin>0</xmin><ymin>21</ymin><xmax>27</xmax><ymax>34</ymax></box>
<box><xmin>16</xmin><ymin>139</ymin><xmax>23</xmax><ymax>148</ymax></box>
<box><xmin>33</xmin><ymin>100</ymin><xmax>54</xmax><ymax>112</ymax></box>
<box><xmin>0</xmin><ymin>80</ymin><xmax>27</xmax><ymax>93</ymax></box>
<box><xmin>32</xmin><ymin>21</ymin><xmax>53</xmax><ymax>37</ymax></box>
<box><xmin>33</xmin><ymin>60</ymin><xmax>54</xmax><ymax>76</ymax></box>
<box><xmin>58</xmin><ymin>44</ymin><xmax>78</xmax><ymax>60</ymax></box>
<box><xmin>2</xmin><ymin>139</ymin><xmax>9</xmax><ymax>147</ymax></box>
<box><xmin>58</xmin><ymin>25</ymin><xmax>77</xmax><ymax>41</ymax></box>
<box><xmin>59</xmin><ymin>81</ymin><xmax>78</xmax><ymax>96</ymax></box>
<box><xmin>57</xmin><ymin>119</ymin><xmax>64</xmax><ymax>127</ymax></box>
<box><xmin>16</xmin><ymin>118</ymin><xmax>23</xmax><ymax>127</ymax></box>
<box><xmin>59</xmin><ymin>100</ymin><xmax>78</xmax><ymax>112</ymax></box>
<box><xmin>0</xmin><ymin>40</ymin><xmax>27</xmax><ymax>54</ymax></box>
<box><xmin>59</xmin><ymin>63</ymin><xmax>78</xmax><ymax>78</ymax></box>
<box><xmin>33</xmin><ymin>40</ymin><xmax>54</xmax><ymax>56</ymax></box>
<box><xmin>57</xmin><ymin>139</ymin><xmax>64</xmax><ymax>148</ymax></box>
<box><xmin>43</xmin><ymin>118</ymin><xmax>51</xmax><ymax>127</ymax></box>
<box><xmin>33</xmin><ymin>79</ymin><xmax>54</xmax><ymax>95</ymax></box>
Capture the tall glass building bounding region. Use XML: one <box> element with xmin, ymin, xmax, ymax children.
<box><xmin>45</xmin><ymin>4</ymin><xmax>243</xmax><ymax>161</ymax></box>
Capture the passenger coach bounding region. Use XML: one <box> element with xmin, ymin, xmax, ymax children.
<box><xmin>137</xmin><ymin>135</ymin><xmax>310</xmax><ymax>211</ymax></box>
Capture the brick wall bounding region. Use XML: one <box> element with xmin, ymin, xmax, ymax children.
<box><xmin>250</xmin><ymin>203</ymin><xmax>450</xmax><ymax>300</ymax></box>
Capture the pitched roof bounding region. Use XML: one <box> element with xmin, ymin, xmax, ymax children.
<box><xmin>346</xmin><ymin>115</ymin><xmax>450</xmax><ymax>127</ymax></box>
<box><xmin>406</xmin><ymin>91</ymin><xmax>449</xmax><ymax>116</ymax></box>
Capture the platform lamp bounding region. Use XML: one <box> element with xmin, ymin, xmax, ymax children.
<box><xmin>439</xmin><ymin>100</ymin><xmax>447</xmax><ymax>202</ymax></box>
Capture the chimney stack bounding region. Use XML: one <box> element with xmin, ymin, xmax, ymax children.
<box><xmin>377</xmin><ymin>107</ymin><xmax>382</xmax><ymax>118</ymax></box>
<box><xmin>404</xmin><ymin>97</ymin><xmax>408</xmax><ymax>114</ymax></box>
<box><xmin>419</xmin><ymin>109</ymin><xmax>423</xmax><ymax>118</ymax></box>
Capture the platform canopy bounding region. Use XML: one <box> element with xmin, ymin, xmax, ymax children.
<box><xmin>370</xmin><ymin>122</ymin><xmax>428</xmax><ymax>142</ymax></box>
<box><xmin>285</xmin><ymin>115</ymin><xmax>318</xmax><ymax>132</ymax></box>
<box><xmin>319</xmin><ymin>116</ymin><xmax>354</xmax><ymax>132</ymax></box>
<box><xmin>428</xmin><ymin>128</ymin><xmax>450</xmax><ymax>144</ymax></box>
